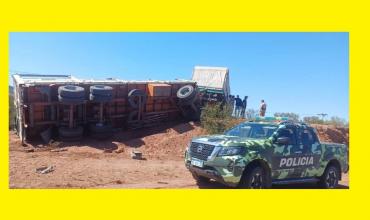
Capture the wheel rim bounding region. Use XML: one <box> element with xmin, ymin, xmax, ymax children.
<box><xmin>181</xmin><ymin>88</ymin><xmax>190</xmax><ymax>95</ymax></box>
<box><xmin>250</xmin><ymin>172</ymin><xmax>263</xmax><ymax>189</ymax></box>
<box><xmin>325</xmin><ymin>169</ymin><xmax>338</xmax><ymax>188</ymax></box>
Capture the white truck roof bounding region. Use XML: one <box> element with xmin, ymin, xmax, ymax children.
<box><xmin>191</xmin><ymin>66</ymin><xmax>230</xmax><ymax>97</ymax></box>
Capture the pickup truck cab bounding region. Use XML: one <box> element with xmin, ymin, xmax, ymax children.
<box><xmin>185</xmin><ymin>117</ymin><xmax>349</xmax><ymax>188</ymax></box>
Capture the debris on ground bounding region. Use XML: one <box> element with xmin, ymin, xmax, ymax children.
<box><xmin>157</xmin><ymin>181</ymin><xmax>168</xmax><ymax>184</ymax></box>
<box><xmin>114</xmin><ymin>147</ymin><xmax>125</xmax><ymax>154</ymax></box>
<box><xmin>35</xmin><ymin>165</ymin><xmax>55</xmax><ymax>174</ymax></box>
<box><xmin>50</xmin><ymin>148</ymin><xmax>67</xmax><ymax>152</ymax></box>
<box><xmin>131</xmin><ymin>150</ymin><xmax>143</xmax><ymax>160</ymax></box>
<box><xmin>24</xmin><ymin>148</ymin><xmax>34</xmax><ymax>153</ymax></box>
<box><xmin>103</xmin><ymin>149</ymin><xmax>113</xmax><ymax>153</ymax></box>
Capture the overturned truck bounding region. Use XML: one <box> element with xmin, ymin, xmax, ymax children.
<box><xmin>12</xmin><ymin>74</ymin><xmax>200</xmax><ymax>143</ymax></box>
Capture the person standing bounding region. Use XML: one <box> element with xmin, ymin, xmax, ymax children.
<box><xmin>234</xmin><ymin>95</ymin><xmax>243</xmax><ymax>118</ymax></box>
<box><xmin>259</xmin><ymin>99</ymin><xmax>267</xmax><ymax>117</ymax></box>
<box><xmin>229</xmin><ymin>95</ymin><xmax>235</xmax><ymax>116</ymax></box>
<box><xmin>241</xmin><ymin>96</ymin><xmax>248</xmax><ymax>118</ymax></box>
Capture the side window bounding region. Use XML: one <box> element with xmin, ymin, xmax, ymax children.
<box><xmin>309</xmin><ymin>129</ymin><xmax>319</xmax><ymax>143</ymax></box>
<box><xmin>299</xmin><ymin>128</ymin><xmax>317</xmax><ymax>153</ymax></box>
<box><xmin>301</xmin><ymin>129</ymin><xmax>314</xmax><ymax>146</ymax></box>
<box><xmin>277</xmin><ymin>127</ymin><xmax>297</xmax><ymax>145</ymax></box>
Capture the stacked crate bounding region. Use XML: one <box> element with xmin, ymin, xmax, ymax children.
<box><xmin>146</xmin><ymin>83</ymin><xmax>172</xmax><ymax>112</ymax></box>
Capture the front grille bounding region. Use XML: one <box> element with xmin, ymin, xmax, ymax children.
<box><xmin>190</xmin><ymin>142</ymin><xmax>215</xmax><ymax>161</ymax></box>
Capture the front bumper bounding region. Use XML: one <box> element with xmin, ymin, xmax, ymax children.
<box><xmin>185</xmin><ymin>150</ymin><xmax>246</xmax><ymax>187</ymax></box>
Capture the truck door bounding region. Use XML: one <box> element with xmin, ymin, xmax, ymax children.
<box><xmin>298</xmin><ymin>128</ymin><xmax>322</xmax><ymax>177</ymax></box>
<box><xmin>271</xmin><ymin>125</ymin><xmax>303</xmax><ymax>179</ymax></box>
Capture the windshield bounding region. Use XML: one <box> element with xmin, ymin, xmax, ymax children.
<box><xmin>224</xmin><ymin>123</ymin><xmax>278</xmax><ymax>139</ymax></box>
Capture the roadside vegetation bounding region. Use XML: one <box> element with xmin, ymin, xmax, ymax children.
<box><xmin>200</xmin><ymin>103</ymin><xmax>241</xmax><ymax>134</ymax></box>
<box><xmin>201</xmin><ymin>105</ymin><xmax>348</xmax><ymax>134</ymax></box>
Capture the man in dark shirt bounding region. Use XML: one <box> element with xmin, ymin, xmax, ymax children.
<box><xmin>234</xmin><ymin>95</ymin><xmax>243</xmax><ymax>118</ymax></box>
<box><xmin>241</xmin><ymin>96</ymin><xmax>248</xmax><ymax>118</ymax></box>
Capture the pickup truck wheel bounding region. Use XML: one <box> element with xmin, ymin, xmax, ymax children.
<box><xmin>191</xmin><ymin>172</ymin><xmax>210</xmax><ymax>186</ymax></box>
<box><xmin>238</xmin><ymin>166</ymin><xmax>267</xmax><ymax>189</ymax></box>
<box><xmin>319</xmin><ymin>165</ymin><xmax>339</xmax><ymax>189</ymax></box>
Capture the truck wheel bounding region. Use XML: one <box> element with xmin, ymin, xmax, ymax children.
<box><xmin>89</xmin><ymin>123</ymin><xmax>113</xmax><ymax>140</ymax></box>
<box><xmin>89</xmin><ymin>94</ymin><xmax>113</xmax><ymax>102</ymax></box>
<box><xmin>181</xmin><ymin>106</ymin><xmax>201</xmax><ymax>122</ymax></box>
<box><xmin>191</xmin><ymin>172</ymin><xmax>210</xmax><ymax>186</ymax></box>
<box><xmin>59</xmin><ymin>126</ymin><xmax>84</xmax><ymax>141</ymax></box>
<box><xmin>319</xmin><ymin>164</ymin><xmax>340</xmax><ymax>189</ymax></box>
<box><xmin>90</xmin><ymin>85</ymin><xmax>113</xmax><ymax>96</ymax></box>
<box><xmin>128</xmin><ymin>89</ymin><xmax>147</xmax><ymax>108</ymax></box>
<box><xmin>58</xmin><ymin>95</ymin><xmax>85</xmax><ymax>104</ymax></box>
<box><xmin>238</xmin><ymin>165</ymin><xmax>268</xmax><ymax>189</ymax></box>
<box><xmin>177</xmin><ymin>85</ymin><xmax>197</xmax><ymax>103</ymax></box>
<box><xmin>58</xmin><ymin>85</ymin><xmax>85</xmax><ymax>98</ymax></box>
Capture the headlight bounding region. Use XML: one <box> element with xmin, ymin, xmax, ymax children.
<box><xmin>218</xmin><ymin>147</ymin><xmax>246</xmax><ymax>156</ymax></box>
<box><xmin>184</xmin><ymin>143</ymin><xmax>191</xmax><ymax>158</ymax></box>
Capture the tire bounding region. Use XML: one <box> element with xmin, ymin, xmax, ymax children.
<box><xmin>177</xmin><ymin>85</ymin><xmax>197</xmax><ymax>103</ymax></box>
<box><xmin>128</xmin><ymin>89</ymin><xmax>147</xmax><ymax>108</ymax></box>
<box><xmin>90</xmin><ymin>85</ymin><xmax>113</xmax><ymax>96</ymax></box>
<box><xmin>181</xmin><ymin>106</ymin><xmax>201</xmax><ymax>122</ymax></box>
<box><xmin>89</xmin><ymin>123</ymin><xmax>113</xmax><ymax>133</ymax></box>
<box><xmin>89</xmin><ymin>123</ymin><xmax>113</xmax><ymax>139</ymax></box>
<box><xmin>178</xmin><ymin>95</ymin><xmax>198</xmax><ymax>105</ymax></box>
<box><xmin>58</xmin><ymin>95</ymin><xmax>85</xmax><ymax>104</ymax></box>
<box><xmin>58</xmin><ymin>85</ymin><xmax>85</xmax><ymax>98</ymax></box>
<box><xmin>319</xmin><ymin>164</ymin><xmax>340</xmax><ymax>189</ymax></box>
<box><xmin>58</xmin><ymin>126</ymin><xmax>83</xmax><ymax>140</ymax></box>
<box><xmin>128</xmin><ymin>110</ymin><xmax>139</xmax><ymax>121</ymax></box>
<box><xmin>89</xmin><ymin>94</ymin><xmax>113</xmax><ymax>102</ymax></box>
<box><xmin>191</xmin><ymin>172</ymin><xmax>210</xmax><ymax>186</ymax></box>
<box><xmin>238</xmin><ymin>165</ymin><xmax>268</xmax><ymax>189</ymax></box>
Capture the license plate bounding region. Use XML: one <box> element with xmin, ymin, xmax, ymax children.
<box><xmin>191</xmin><ymin>158</ymin><xmax>204</xmax><ymax>167</ymax></box>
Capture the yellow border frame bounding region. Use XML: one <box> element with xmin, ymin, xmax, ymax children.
<box><xmin>1</xmin><ymin>1</ymin><xmax>369</xmax><ymax>219</ymax></box>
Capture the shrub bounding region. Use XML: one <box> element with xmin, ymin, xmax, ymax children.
<box><xmin>200</xmin><ymin>103</ymin><xmax>240</xmax><ymax>134</ymax></box>
<box><xmin>274</xmin><ymin>112</ymin><xmax>300</xmax><ymax>122</ymax></box>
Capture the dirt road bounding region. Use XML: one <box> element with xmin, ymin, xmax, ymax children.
<box><xmin>9</xmin><ymin>138</ymin><xmax>348</xmax><ymax>189</ymax></box>
<box><xmin>9</xmin><ymin>122</ymin><xmax>349</xmax><ymax>189</ymax></box>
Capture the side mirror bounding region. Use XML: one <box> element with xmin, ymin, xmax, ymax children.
<box><xmin>276</xmin><ymin>137</ymin><xmax>290</xmax><ymax>145</ymax></box>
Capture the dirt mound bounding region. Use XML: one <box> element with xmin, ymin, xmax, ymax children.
<box><xmin>123</xmin><ymin>122</ymin><xmax>207</xmax><ymax>159</ymax></box>
<box><xmin>14</xmin><ymin>122</ymin><xmax>349</xmax><ymax>161</ymax></box>
<box><xmin>312</xmin><ymin>124</ymin><xmax>349</xmax><ymax>145</ymax></box>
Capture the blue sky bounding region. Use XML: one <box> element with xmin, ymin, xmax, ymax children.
<box><xmin>9</xmin><ymin>32</ymin><xmax>349</xmax><ymax>120</ymax></box>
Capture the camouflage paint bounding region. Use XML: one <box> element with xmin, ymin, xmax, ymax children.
<box><xmin>185</xmin><ymin>122</ymin><xmax>348</xmax><ymax>187</ymax></box>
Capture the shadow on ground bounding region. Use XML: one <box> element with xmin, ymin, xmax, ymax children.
<box><xmin>197</xmin><ymin>180</ymin><xmax>349</xmax><ymax>189</ymax></box>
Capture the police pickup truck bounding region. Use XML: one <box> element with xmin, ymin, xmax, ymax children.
<box><xmin>185</xmin><ymin>117</ymin><xmax>349</xmax><ymax>188</ymax></box>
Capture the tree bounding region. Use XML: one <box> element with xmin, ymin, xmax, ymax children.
<box><xmin>328</xmin><ymin>116</ymin><xmax>348</xmax><ymax>127</ymax></box>
<box><xmin>303</xmin><ymin>116</ymin><xmax>324</xmax><ymax>124</ymax></box>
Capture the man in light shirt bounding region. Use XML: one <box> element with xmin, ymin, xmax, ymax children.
<box><xmin>259</xmin><ymin>100</ymin><xmax>267</xmax><ymax>117</ymax></box>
